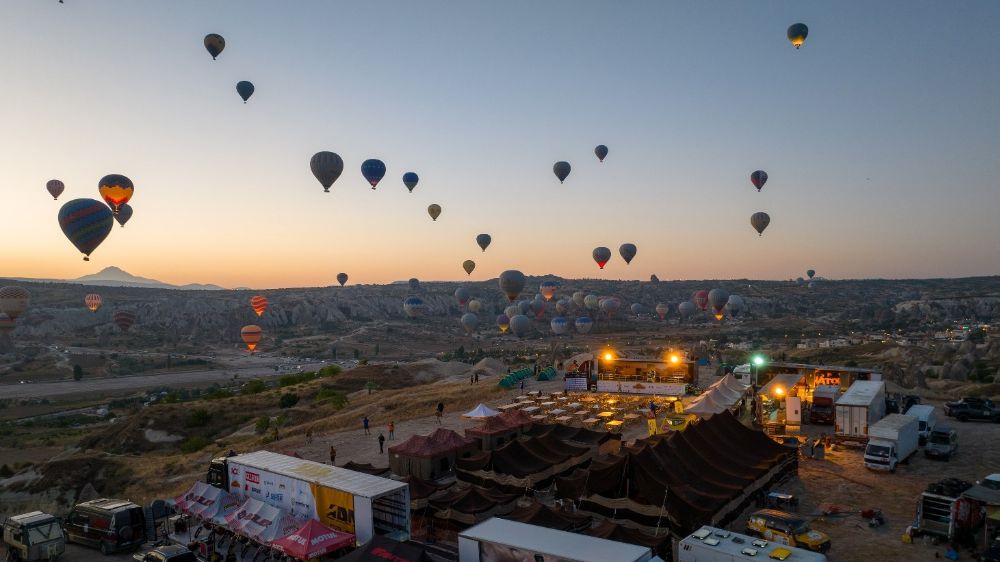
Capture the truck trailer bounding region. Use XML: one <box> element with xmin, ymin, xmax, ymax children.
<box><xmin>458</xmin><ymin>518</ymin><xmax>654</xmax><ymax>562</ymax></box>
<box><xmin>207</xmin><ymin>451</ymin><xmax>410</xmax><ymax>543</ymax></box>
<box><xmin>808</xmin><ymin>385</ymin><xmax>841</xmax><ymax>425</ymax></box>
<box><xmin>863</xmin><ymin>414</ymin><xmax>919</xmax><ymax>472</ymax></box>
<box><xmin>679</xmin><ymin>526</ymin><xmax>827</xmax><ymax>562</ymax></box>
<box><xmin>834</xmin><ymin>380</ymin><xmax>885</xmax><ymax>442</ymax></box>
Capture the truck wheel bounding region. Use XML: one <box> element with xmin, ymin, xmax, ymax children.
<box><xmin>99</xmin><ymin>541</ymin><xmax>112</xmax><ymax>556</ymax></box>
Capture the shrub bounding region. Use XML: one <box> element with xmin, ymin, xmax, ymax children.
<box><xmin>0</xmin><ymin>464</ymin><xmax>13</xmax><ymax>477</ymax></box>
<box><xmin>279</xmin><ymin>372</ymin><xmax>318</xmax><ymax>387</ymax></box>
<box><xmin>73</xmin><ymin>365</ymin><xmax>84</xmax><ymax>381</ymax></box>
<box><xmin>255</xmin><ymin>417</ymin><xmax>270</xmax><ymax>435</ymax></box>
<box><xmin>315</xmin><ymin>387</ymin><xmax>348</xmax><ymax>409</ymax></box>
<box><xmin>179</xmin><ymin>435</ymin><xmax>211</xmax><ymax>454</ymax></box>
<box><xmin>187</xmin><ymin>409</ymin><xmax>211</xmax><ymax>428</ymax></box>
<box><xmin>243</xmin><ymin>379</ymin><xmax>267</xmax><ymax>394</ymax></box>
<box><xmin>318</xmin><ymin>365</ymin><xmax>342</xmax><ymax>377</ymax></box>
<box><xmin>278</xmin><ymin>393</ymin><xmax>300</xmax><ymax>409</ymax></box>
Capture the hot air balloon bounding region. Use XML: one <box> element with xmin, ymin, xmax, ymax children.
<box><xmin>539</xmin><ymin>281</ymin><xmax>558</xmax><ymax>301</ymax></box>
<box><xmin>468</xmin><ymin>299</ymin><xmax>482</xmax><ymax>313</ymax></box>
<box><xmin>572</xmin><ymin>292</ymin><xmax>586</xmax><ymax>308</ymax></box>
<box><xmin>509</xmin><ymin>314</ymin><xmax>532</xmax><ymax>338</ymax></box>
<box><xmin>0</xmin><ymin>313</ymin><xmax>13</xmax><ymax>335</ymax></box>
<box><xmin>454</xmin><ymin>287</ymin><xmax>470</xmax><ymax>306</ymax></box>
<box><xmin>725</xmin><ymin>294</ymin><xmax>744</xmax><ymax>317</ymax></box>
<box><xmin>751</xmin><ymin>212</ymin><xmax>770</xmax><ymax>236</ymax></box>
<box><xmin>114</xmin><ymin>310</ymin><xmax>136</xmax><ymax>333</ymax></box>
<box><xmin>807</xmin><ymin>269</ymin><xmax>816</xmax><ymax>279</ymax></box>
<box><xmin>550</xmin><ymin>316</ymin><xmax>568</xmax><ymax>335</ymax></box>
<box><xmin>85</xmin><ymin>293</ymin><xmax>103</xmax><ymax>313</ymax></box>
<box><xmin>750</xmin><ymin>170</ymin><xmax>768</xmax><ymax>192</ymax></box>
<box><xmin>114</xmin><ymin>204</ymin><xmax>133</xmax><ymax>227</ymax></box>
<box><xmin>692</xmin><ymin>290</ymin><xmax>709</xmax><ymax>311</ymax></box>
<box><xmin>531</xmin><ymin>295</ymin><xmax>546</xmax><ymax>318</ymax></box>
<box><xmin>553</xmin><ymin>161</ymin><xmax>571</xmax><ymax>183</ymax></box>
<box><xmin>517</xmin><ymin>300</ymin><xmax>532</xmax><ymax>316</ymax></box>
<box><xmin>58</xmin><ymin>199</ymin><xmax>114</xmax><ymax>261</ymax></box>
<box><xmin>498</xmin><ymin>270</ymin><xmax>526</xmax><ymax>302</ymax></box>
<box><xmin>496</xmin><ymin>314</ymin><xmax>510</xmax><ymax>333</ymax></box>
<box><xmin>402</xmin><ymin>172</ymin><xmax>419</xmax><ymax>193</ymax></box>
<box><xmin>204</xmin><ymin>33</ymin><xmax>225</xmax><ymax>59</ymax></box>
<box><xmin>311</xmin><ymin>152</ymin><xmax>344</xmax><ymax>192</ymax></box>
<box><xmin>428</xmin><ymin>204</ymin><xmax>442</xmax><ymax>221</ymax></box>
<box><xmin>619</xmin><ymin>243</ymin><xmax>637</xmax><ymax>264</ymax></box>
<box><xmin>708</xmin><ymin>288</ymin><xmax>730</xmax><ymax>320</ymax></box>
<box><xmin>655</xmin><ymin>303</ymin><xmax>668</xmax><ymax>320</ymax></box>
<box><xmin>0</xmin><ymin>287</ymin><xmax>31</xmax><ymax>321</ymax></box>
<box><xmin>236</xmin><ymin>81</ymin><xmax>254</xmax><ymax>103</ymax></box>
<box><xmin>462</xmin><ymin>260</ymin><xmax>476</xmax><ymax>276</ymax></box>
<box><xmin>476</xmin><ymin>234</ymin><xmax>491</xmax><ymax>252</ymax></box>
<box><xmin>594</xmin><ymin>145</ymin><xmax>608</xmax><ymax>162</ymax></box>
<box><xmin>460</xmin><ymin>312</ymin><xmax>479</xmax><ymax>334</ymax></box>
<box><xmin>678</xmin><ymin>301</ymin><xmax>696</xmax><ymax>319</ymax></box>
<box><xmin>555</xmin><ymin>298</ymin><xmax>569</xmax><ymax>315</ymax></box>
<box><xmin>575</xmin><ymin>316</ymin><xmax>593</xmax><ymax>334</ymax></box>
<box><xmin>630</xmin><ymin>303</ymin><xmax>643</xmax><ymax>316</ymax></box>
<box><xmin>361</xmin><ymin>159</ymin><xmax>386</xmax><ymax>190</ymax></box>
<box><xmin>240</xmin><ymin>324</ymin><xmax>262</xmax><ymax>352</ymax></box>
<box><xmin>250</xmin><ymin>295</ymin><xmax>268</xmax><ymax>317</ymax></box>
<box><xmin>46</xmin><ymin>179</ymin><xmax>65</xmax><ymax>200</ymax></box>
<box><xmin>600</xmin><ymin>297</ymin><xmax>621</xmax><ymax>317</ymax></box>
<box><xmin>584</xmin><ymin>294</ymin><xmax>599</xmax><ymax>310</ymax></box>
<box><xmin>787</xmin><ymin>23</ymin><xmax>809</xmax><ymax>49</ymax></box>
<box><xmin>98</xmin><ymin>174</ymin><xmax>133</xmax><ymax>215</ymax></box>
<box><xmin>403</xmin><ymin>296</ymin><xmax>426</xmax><ymax>318</ymax></box>
<box><xmin>592</xmin><ymin>247</ymin><xmax>612</xmax><ymax>269</ymax></box>
<box><xmin>408</xmin><ymin>278</ymin><xmax>420</xmax><ymax>292</ymax></box>
<box><xmin>504</xmin><ymin>305</ymin><xmax>518</xmax><ymax>319</ymax></box>
<box><xmin>337</xmin><ymin>273</ymin><xmax>348</xmax><ymax>287</ymax></box>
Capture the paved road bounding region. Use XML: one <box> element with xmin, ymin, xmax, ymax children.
<box><xmin>0</xmin><ymin>361</ymin><xmax>327</xmax><ymax>400</ymax></box>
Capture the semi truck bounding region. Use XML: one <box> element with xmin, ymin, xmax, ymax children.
<box><xmin>863</xmin><ymin>414</ymin><xmax>919</xmax><ymax>472</ymax></box>
<box><xmin>207</xmin><ymin>451</ymin><xmax>410</xmax><ymax>544</ymax></box>
<box><xmin>834</xmin><ymin>380</ymin><xmax>885</xmax><ymax>442</ymax></box>
<box><xmin>808</xmin><ymin>385</ymin><xmax>841</xmax><ymax>425</ymax></box>
<box><xmin>679</xmin><ymin>526</ymin><xmax>827</xmax><ymax>562</ymax></box>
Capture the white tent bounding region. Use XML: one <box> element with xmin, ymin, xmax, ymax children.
<box><xmin>462</xmin><ymin>403</ymin><xmax>500</xmax><ymax>419</ymax></box>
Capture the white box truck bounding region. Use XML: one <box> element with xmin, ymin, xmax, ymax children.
<box><xmin>207</xmin><ymin>451</ymin><xmax>410</xmax><ymax>543</ymax></box>
<box><xmin>864</xmin><ymin>414</ymin><xmax>919</xmax><ymax>472</ymax></box>
<box><xmin>678</xmin><ymin>526</ymin><xmax>827</xmax><ymax>562</ymax></box>
<box><xmin>834</xmin><ymin>380</ymin><xmax>885</xmax><ymax>442</ymax></box>
<box><xmin>458</xmin><ymin>518</ymin><xmax>654</xmax><ymax>562</ymax></box>
<box><xmin>904</xmin><ymin>404</ymin><xmax>937</xmax><ymax>444</ymax></box>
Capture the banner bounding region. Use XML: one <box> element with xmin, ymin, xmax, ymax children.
<box><xmin>647</xmin><ymin>418</ymin><xmax>658</xmax><ymax>436</ymax></box>
<box><xmin>564</xmin><ymin>377</ymin><xmax>588</xmax><ymax>391</ymax></box>
<box><xmin>311</xmin><ymin>483</ymin><xmax>355</xmax><ymax>534</ymax></box>
<box><xmin>596</xmin><ymin>380</ymin><xmax>686</xmax><ymax>396</ymax></box>
<box><xmin>227</xmin><ymin>463</ymin><xmax>317</xmax><ymax>521</ymax></box>
<box><xmin>480</xmin><ymin>541</ymin><xmax>567</xmax><ymax>562</ymax></box>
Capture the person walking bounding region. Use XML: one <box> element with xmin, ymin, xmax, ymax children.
<box><xmin>519</xmin><ymin>379</ymin><xmax>525</xmax><ymax>392</ymax></box>
<box><xmin>377</xmin><ymin>432</ymin><xmax>386</xmax><ymax>454</ymax></box>
<box><xmin>470</xmin><ymin>373</ymin><xmax>475</xmax><ymax>385</ymax></box>
<box><xmin>388</xmin><ymin>421</ymin><xmax>395</xmax><ymax>440</ymax></box>
<box><xmin>436</xmin><ymin>402</ymin><xmax>444</xmax><ymax>424</ymax></box>
<box><xmin>362</xmin><ymin>416</ymin><xmax>370</xmax><ymax>436</ymax></box>
<box><xmin>329</xmin><ymin>445</ymin><xmax>337</xmax><ymax>465</ymax></box>
<box><xmin>474</xmin><ymin>373</ymin><xmax>480</xmax><ymax>384</ymax></box>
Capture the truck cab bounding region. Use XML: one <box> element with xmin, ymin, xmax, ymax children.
<box><xmin>864</xmin><ymin>439</ymin><xmax>900</xmax><ymax>471</ymax></box>
<box><xmin>207</xmin><ymin>457</ymin><xmax>229</xmax><ymax>489</ymax></box>
<box><xmin>924</xmin><ymin>426</ymin><xmax>958</xmax><ymax>460</ymax></box>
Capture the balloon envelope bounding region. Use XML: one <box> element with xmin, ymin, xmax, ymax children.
<box><xmin>460</xmin><ymin>312</ymin><xmax>479</xmax><ymax>334</ymax></box>
<box><xmin>496</xmin><ymin>314</ymin><xmax>510</xmax><ymax>333</ymax></box>
<box><xmin>236</xmin><ymin>81</ymin><xmax>254</xmax><ymax>102</ymax></box>
<box><xmin>708</xmin><ymin>288</ymin><xmax>730</xmax><ymax>313</ymax></box>
<box><xmin>509</xmin><ymin>314</ymin><xmax>532</xmax><ymax>338</ymax></box>
<box><xmin>204</xmin><ymin>34</ymin><xmax>225</xmax><ymax>59</ymax></box>
<box><xmin>98</xmin><ymin>174</ymin><xmax>133</xmax><ymax>215</ymax></box>
<box><xmin>692</xmin><ymin>290</ymin><xmax>709</xmax><ymax>311</ymax></box>
<box><xmin>539</xmin><ymin>281</ymin><xmax>558</xmax><ymax>301</ymax></box>
<box><xmin>85</xmin><ymin>293</ymin><xmax>103</xmax><ymax>313</ymax></box>
<box><xmin>619</xmin><ymin>243</ymin><xmax>637</xmax><ymax>264</ymax></box>
<box><xmin>336</xmin><ymin>273</ymin><xmax>348</xmax><ymax>286</ymax></box>
<box><xmin>572</xmin><ymin>292</ymin><xmax>586</xmax><ymax>308</ymax></box>
<box><xmin>46</xmin><ymin>179</ymin><xmax>65</xmax><ymax>200</ymax></box>
<box><xmin>240</xmin><ymin>324</ymin><xmax>262</xmax><ymax>351</ymax></box>
<box><xmin>476</xmin><ymin>234</ymin><xmax>492</xmax><ymax>252</ymax></box>
<box><xmin>0</xmin><ymin>313</ymin><xmax>13</xmax><ymax>334</ymax></box>
<box><xmin>751</xmin><ymin>170</ymin><xmax>768</xmax><ymax>192</ymax></box>
<box><xmin>462</xmin><ymin>260</ymin><xmax>475</xmax><ymax>275</ymax></box>
<box><xmin>408</xmin><ymin>278</ymin><xmax>420</xmax><ymax>291</ymax></box>
<box><xmin>787</xmin><ymin>23</ymin><xmax>809</xmax><ymax>48</ymax></box>
<box><xmin>0</xmin><ymin>287</ymin><xmax>31</xmax><ymax>321</ymax></box>
<box><xmin>592</xmin><ymin>247</ymin><xmax>612</xmax><ymax>269</ymax></box>
<box><xmin>655</xmin><ymin>303</ymin><xmax>668</xmax><ymax>320</ymax></box>
<box><xmin>454</xmin><ymin>287</ymin><xmax>470</xmax><ymax>306</ymax></box>
<box><xmin>807</xmin><ymin>269</ymin><xmax>816</xmax><ymax>279</ymax></box>
<box><xmin>250</xmin><ymin>295</ymin><xmax>268</xmax><ymax>317</ymax></box>
<box><xmin>550</xmin><ymin>316</ymin><xmax>568</xmax><ymax>335</ymax></box>
<box><xmin>361</xmin><ymin>159</ymin><xmax>386</xmax><ymax>189</ymax></box>
<box><xmin>678</xmin><ymin>301</ymin><xmax>696</xmax><ymax>318</ymax></box>
<box><xmin>114</xmin><ymin>204</ymin><xmax>133</xmax><ymax>227</ymax></box>
<box><xmin>630</xmin><ymin>303</ymin><xmax>643</xmax><ymax>316</ymax></box>
<box><xmin>114</xmin><ymin>310</ymin><xmax>136</xmax><ymax>333</ymax></box>
<box><xmin>553</xmin><ymin>161</ymin><xmax>571</xmax><ymax>183</ymax></box>
<box><xmin>584</xmin><ymin>294</ymin><xmax>599</xmax><ymax>310</ymax></box>
<box><xmin>311</xmin><ymin>152</ymin><xmax>345</xmax><ymax>192</ymax></box>
<box><xmin>594</xmin><ymin>145</ymin><xmax>608</xmax><ymax>162</ymax></box>
<box><xmin>58</xmin><ymin>198</ymin><xmax>114</xmax><ymax>260</ymax></box>
<box><xmin>498</xmin><ymin>270</ymin><xmax>526</xmax><ymax>302</ymax></box>
<box><xmin>725</xmin><ymin>294</ymin><xmax>744</xmax><ymax>317</ymax></box>
<box><xmin>402</xmin><ymin>172</ymin><xmax>419</xmax><ymax>192</ymax></box>
<box><xmin>428</xmin><ymin>204</ymin><xmax>442</xmax><ymax>221</ymax></box>
<box><xmin>575</xmin><ymin>316</ymin><xmax>593</xmax><ymax>334</ymax></box>
<box><xmin>468</xmin><ymin>299</ymin><xmax>482</xmax><ymax>313</ymax></box>
<box><xmin>403</xmin><ymin>296</ymin><xmax>426</xmax><ymax>318</ymax></box>
<box><xmin>751</xmin><ymin>212</ymin><xmax>771</xmax><ymax>236</ymax></box>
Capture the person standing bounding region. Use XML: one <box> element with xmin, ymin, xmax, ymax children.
<box><xmin>377</xmin><ymin>432</ymin><xmax>386</xmax><ymax>454</ymax></box>
<box><xmin>329</xmin><ymin>445</ymin><xmax>337</xmax><ymax>465</ymax></box>
<box><xmin>470</xmin><ymin>373</ymin><xmax>475</xmax><ymax>385</ymax></box>
<box><xmin>363</xmin><ymin>416</ymin><xmax>370</xmax><ymax>436</ymax></box>
<box><xmin>474</xmin><ymin>373</ymin><xmax>480</xmax><ymax>384</ymax></box>
<box><xmin>306</xmin><ymin>427</ymin><xmax>313</xmax><ymax>443</ymax></box>
<box><xmin>520</xmin><ymin>379</ymin><xmax>525</xmax><ymax>392</ymax></box>
<box><xmin>436</xmin><ymin>402</ymin><xmax>444</xmax><ymax>424</ymax></box>
<box><xmin>388</xmin><ymin>421</ymin><xmax>395</xmax><ymax>440</ymax></box>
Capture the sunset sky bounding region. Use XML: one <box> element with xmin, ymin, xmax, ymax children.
<box><xmin>1</xmin><ymin>1</ymin><xmax>998</xmax><ymax>288</ymax></box>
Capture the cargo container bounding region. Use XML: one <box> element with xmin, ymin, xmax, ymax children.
<box><xmin>834</xmin><ymin>380</ymin><xmax>885</xmax><ymax>442</ymax></box>
<box><xmin>863</xmin><ymin>414</ymin><xmax>918</xmax><ymax>472</ymax></box>
<box><xmin>904</xmin><ymin>404</ymin><xmax>937</xmax><ymax>444</ymax></box>
<box><xmin>458</xmin><ymin>518</ymin><xmax>654</xmax><ymax>562</ymax></box>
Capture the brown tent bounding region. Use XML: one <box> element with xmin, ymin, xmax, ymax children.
<box><xmin>389</xmin><ymin>428</ymin><xmax>477</xmax><ymax>480</ymax></box>
<box><xmin>506</xmin><ymin>501</ymin><xmax>592</xmax><ymax>532</ymax></box>
<box><xmin>464</xmin><ymin>415</ymin><xmax>520</xmax><ymax>451</ymax></box>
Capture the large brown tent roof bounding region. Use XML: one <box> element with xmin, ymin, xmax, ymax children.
<box><xmin>506</xmin><ymin>501</ymin><xmax>592</xmax><ymax>532</ymax></box>
<box><xmin>389</xmin><ymin>428</ymin><xmax>475</xmax><ymax>459</ymax></box>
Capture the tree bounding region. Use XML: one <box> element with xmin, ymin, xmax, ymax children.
<box><xmin>278</xmin><ymin>393</ymin><xmax>300</xmax><ymax>409</ymax></box>
<box><xmin>255</xmin><ymin>416</ymin><xmax>270</xmax><ymax>435</ymax></box>
<box><xmin>73</xmin><ymin>364</ymin><xmax>84</xmax><ymax>381</ymax></box>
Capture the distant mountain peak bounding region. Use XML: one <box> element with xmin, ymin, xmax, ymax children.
<box><xmin>70</xmin><ymin>266</ymin><xmax>225</xmax><ymax>291</ymax></box>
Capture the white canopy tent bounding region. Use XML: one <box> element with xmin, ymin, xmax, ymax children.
<box><xmin>462</xmin><ymin>403</ymin><xmax>500</xmax><ymax>419</ymax></box>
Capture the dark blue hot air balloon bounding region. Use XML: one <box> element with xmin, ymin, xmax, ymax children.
<box><xmin>402</xmin><ymin>172</ymin><xmax>419</xmax><ymax>193</ymax></box>
<box><xmin>236</xmin><ymin>81</ymin><xmax>254</xmax><ymax>103</ymax></box>
<box><xmin>58</xmin><ymin>198</ymin><xmax>114</xmax><ymax>261</ymax></box>
<box><xmin>362</xmin><ymin>159</ymin><xmax>386</xmax><ymax>190</ymax></box>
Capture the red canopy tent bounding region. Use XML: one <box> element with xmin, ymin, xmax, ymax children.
<box><xmin>271</xmin><ymin>519</ymin><xmax>355</xmax><ymax>560</ymax></box>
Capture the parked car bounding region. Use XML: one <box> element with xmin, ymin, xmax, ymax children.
<box><xmin>978</xmin><ymin>474</ymin><xmax>1000</xmax><ymax>490</ymax></box>
<box><xmin>745</xmin><ymin>509</ymin><xmax>831</xmax><ymax>553</ymax></box>
<box><xmin>943</xmin><ymin>398</ymin><xmax>1000</xmax><ymax>423</ymax></box>
<box><xmin>133</xmin><ymin>544</ymin><xmax>197</xmax><ymax>562</ymax></box>
<box><xmin>2</xmin><ymin>512</ymin><xmax>65</xmax><ymax>562</ymax></box>
<box><xmin>924</xmin><ymin>426</ymin><xmax>958</xmax><ymax>460</ymax></box>
<box><xmin>63</xmin><ymin>499</ymin><xmax>145</xmax><ymax>554</ymax></box>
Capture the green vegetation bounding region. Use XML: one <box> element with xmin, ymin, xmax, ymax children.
<box><xmin>73</xmin><ymin>365</ymin><xmax>84</xmax><ymax>381</ymax></box>
<box><xmin>255</xmin><ymin>416</ymin><xmax>270</xmax><ymax>435</ymax></box>
<box><xmin>180</xmin><ymin>435</ymin><xmax>212</xmax><ymax>454</ymax></box>
<box><xmin>278</xmin><ymin>393</ymin><xmax>300</xmax><ymax>409</ymax></box>
<box><xmin>242</xmin><ymin>379</ymin><xmax>267</xmax><ymax>394</ymax></box>
<box><xmin>186</xmin><ymin>409</ymin><xmax>211</xmax><ymax>428</ymax></box>
<box><xmin>315</xmin><ymin>387</ymin><xmax>349</xmax><ymax>409</ymax></box>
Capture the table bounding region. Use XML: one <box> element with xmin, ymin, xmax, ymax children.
<box><xmin>497</xmin><ymin>404</ymin><xmax>520</xmax><ymax>412</ymax></box>
<box><xmin>623</xmin><ymin>414</ymin><xmax>641</xmax><ymax>423</ymax></box>
<box><xmin>597</xmin><ymin>411</ymin><xmax>615</xmax><ymax>419</ymax></box>
<box><xmin>565</xmin><ymin>402</ymin><xmax>582</xmax><ymax>410</ymax></box>
<box><xmin>549</xmin><ymin>408</ymin><xmax>566</xmax><ymax>416</ymax></box>
<box><xmin>528</xmin><ymin>390</ymin><xmax>541</xmax><ymax>397</ymax></box>
<box><xmin>530</xmin><ymin>415</ymin><xmax>548</xmax><ymax>422</ymax></box>
<box><xmin>521</xmin><ymin>406</ymin><xmax>540</xmax><ymax>414</ymax></box>
<box><xmin>515</xmin><ymin>395</ymin><xmax>530</xmax><ymax>402</ymax></box>
<box><xmin>573</xmin><ymin>410</ymin><xmax>590</xmax><ymax>417</ymax></box>
<box><xmin>554</xmin><ymin>416</ymin><xmax>573</xmax><ymax>424</ymax></box>
<box><xmin>582</xmin><ymin>418</ymin><xmax>601</xmax><ymax>426</ymax></box>
<box><xmin>556</xmin><ymin>396</ymin><xmax>569</xmax><ymax>401</ymax></box>
<box><xmin>606</xmin><ymin>420</ymin><xmax>624</xmax><ymax>432</ymax></box>
<box><xmin>540</xmin><ymin>401</ymin><xmax>557</xmax><ymax>408</ymax></box>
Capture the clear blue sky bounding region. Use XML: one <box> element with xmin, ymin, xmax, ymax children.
<box><xmin>1</xmin><ymin>1</ymin><xmax>998</xmax><ymax>287</ymax></box>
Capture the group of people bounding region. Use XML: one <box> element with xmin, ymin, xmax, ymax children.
<box><xmin>360</xmin><ymin>415</ymin><xmax>397</xmax><ymax>454</ymax></box>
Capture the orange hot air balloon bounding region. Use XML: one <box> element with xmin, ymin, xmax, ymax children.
<box><xmin>250</xmin><ymin>295</ymin><xmax>268</xmax><ymax>317</ymax></box>
<box><xmin>241</xmin><ymin>324</ymin><xmax>263</xmax><ymax>352</ymax></box>
<box><xmin>98</xmin><ymin>174</ymin><xmax>134</xmax><ymax>215</ymax></box>
<box><xmin>85</xmin><ymin>293</ymin><xmax>103</xmax><ymax>313</ymax></box>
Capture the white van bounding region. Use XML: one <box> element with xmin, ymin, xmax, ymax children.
<box><xmin>905</xmin><ymin>404</ymin><xmax>936</xmax><ymax>444</ymax></box>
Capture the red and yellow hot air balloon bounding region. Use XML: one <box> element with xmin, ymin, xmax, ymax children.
<box><xmin>250</xmin><ymin>295</ymin><xmax>268</xmax><ymax>317</ymax></box>
<box><xmin>241</xmin><ymin>324</ymin><xmax>263</xmax><ymax>352</ymax></box>
<box><xmin>98</xmin><ymin>174</ymin><xmax>134</xmax><ymax>216</ymax></box>
<box><xmin>85</xmin><ymin>294</ymin><xmax>103</xmax><ymax>313</ymax></box>
<box><xmin>113</xmin><ymin>310</ymin><xmax>136</xmax><ymax>333</ymax></box>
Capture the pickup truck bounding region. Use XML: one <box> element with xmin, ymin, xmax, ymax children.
<box><xmin>943</xmin><ymin>398</ymin><xmax>1000</xmax><ymax>423</ymax></box>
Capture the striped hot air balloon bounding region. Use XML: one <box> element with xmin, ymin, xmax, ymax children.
<box><xmin>0</xmin><ymin>287</ymin><xmax>31</xmax><ymax>321</ymax></box>
<box><xmin>85</xmin><ymin>293</ymin><xmax>103</xmax><ymax>313</ymax></box>
<box><xmin>241</xmin><ymin>324</ymin><xmax>263</xmax><ymax>352</ymax></box>
<box><xmin>98</xmin><ymin>174</ymin><xmax>134</xmax><ymax>215</ymax></box>
<box><xmin>113</xmin><ymin>310</ymin><xmax>136</xmax><ymax>333</ymax></box>
<box><xmin>250</xmin><ymin>295</ymin><xmax>268</xmax><ymax>317</ymax></box>
<box><xmin>46</xmin><ymin>179</ymin><xmax>65</xmax><ymax>200</ymax></box>
<box><xmin>58</xmin><ymin>199</ymin><xmax>114</xmax><ymax>261</ymax></box>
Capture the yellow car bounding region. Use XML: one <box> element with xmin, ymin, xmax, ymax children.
<box><xmin>659</xmin><ymin>413</ymin><xmax>697</xmax><ymax>434</ymax></box>
<box><xmin>746</xmin><ymin>509</ymin><xmax>831</xmax><ymax>553</ymax></box>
